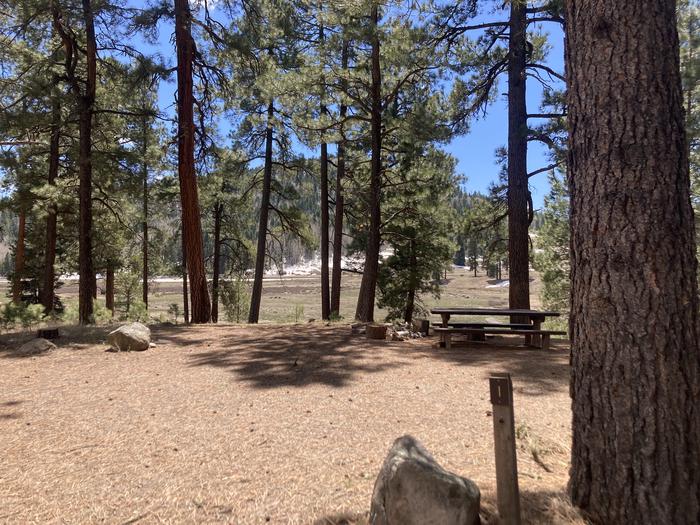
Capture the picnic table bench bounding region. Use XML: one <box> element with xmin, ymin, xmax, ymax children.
<box><xmin>430</xmin><ymin>307</ymin><xmax>563</xmax><ymax>349</ymax></box>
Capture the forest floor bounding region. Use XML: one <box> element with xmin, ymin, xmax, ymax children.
<box><xmin>0</xmin><ymin>322</ymin><xmax>583</xmax><ymax>524</ymax></box>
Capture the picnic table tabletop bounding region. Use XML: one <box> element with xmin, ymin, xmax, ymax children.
<box><xmin>430</xmin><ymin>307</ymin><xmax>560</xmax><ymax>317</ymax></box>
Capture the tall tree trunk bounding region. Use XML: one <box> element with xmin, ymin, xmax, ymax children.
<box><xmin>77</xmin><ymin>0</ymin><xmax>97</xmax><ymax>324</ymax></box>
<box><xmin>320</xmin><ymin>141</ymin><xmax>330</xmax><ymax>319</ymax></box>
<box><xmin>566</xmin><ymin>1</ymin><xmax>700</xmax><ymax>522</ymax></box>
<box><xmin>142</xmin><ymin>115</ymin><xmax>149</xmax><ymax>307</ymax></box>
<box><xmin>249</xmin><ymin>101</ymin><xmax>275</xmax><ymax>323</ymax></box>
<box><xmin>355</xmin><ymin>4</ymin><xmax>382</xmax><ymax>323</ymax></box>
<box><xmin>42</xmin><ymin>96</ymin><xmax>60</xmax><ymax>313</ymax></box>
<box><xmin>319</xmin><ymin>21</ymin><xmax>331</xmax><ymax>320</ymax></box>
<box><xmin>11</xmin><ymin>209</ymin><xmax>26</xmax><ymax>304</ymax></box>
<box><xmin>331</xmin><ymin>39</ymin><xmax>349</xmax><ymax>318</ymax></box>
<box><xmin>174</xmin><ymin>0</ymin><xmax>210</xmax><ymax>323</ymax></box>
<box><xmin>507</xmin><ymin>0</ymin><xmax>530</xmax><ymax>316</ymax></box>
<box><xmin>105</xmin><ymin>266</ymin><xmax>114</xmax><ymax>316</ymax></box>
<box><xmin>211</xmin><ymin>202</ymin><xmax>222</xmax><ymax>323</ymax></box>
<box><xmin>181</xmin><ymin>225</ymin><xmax>190</xmax><ymax>324</ymax></box>
<box><xmin>403</xmin><ymin>238</ymin><xmax>417</xmax><ymax>324</ymax></box>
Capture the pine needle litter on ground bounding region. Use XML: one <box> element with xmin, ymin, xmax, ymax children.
<box><xmin>0</xmin><ymin>323</ymin><xmax>581</xmax><ymax>524</ymax></box>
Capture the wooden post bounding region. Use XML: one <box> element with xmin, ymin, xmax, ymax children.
<box><xmin>489</xmin><ymin>373</ymin><xmax>521</xmax><ymax>525</ymax></box>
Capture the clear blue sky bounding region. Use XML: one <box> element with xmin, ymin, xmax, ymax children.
<box><xmin>146</xmin><ymin>7</ymin><xmax>565</xmax><ymax>210</ymax></box>
<box><xmin>445</xmin><ymin>24</ymin><xmax>565</xmax><ymax>209</ymax></box>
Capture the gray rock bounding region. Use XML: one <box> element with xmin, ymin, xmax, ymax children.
<box><xmin>17</xmin><ymin>338</ymin><xmax>56</xmax><ymax>356</ymax></box>
<box><xmin>107</xmin><ymin>322</ymin><xmax>151</xmax><ymax>352</ymax></box>
<box><xmin>370</xmin><ymin>435</ymin><xmax>481</xmax><ymax>525</ymax></box>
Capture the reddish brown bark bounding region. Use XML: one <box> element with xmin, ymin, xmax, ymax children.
<box><xmin>174</xmin><ymin>0</ymin><xmax>210</xmax><ymax>323</ymax></box>
<box><xmin>355</xmin><ymin>4</ymin><xmax>382</xmax><ymax>323</ymax></box>
<box><xmin>507</xmin><ymin>0</ymin><xmax>530</xmax><ymax>316</ymax></box>
<box><xmin>566</xmin><ymin>1</ymin><xmax>700</xmax><ymax>522</ymax></box>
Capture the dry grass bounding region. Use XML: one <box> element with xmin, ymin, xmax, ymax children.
<box><xmin>0</xmin><ymin>323</ymin><xmax>581</xmax><ymax>524</ymax></box>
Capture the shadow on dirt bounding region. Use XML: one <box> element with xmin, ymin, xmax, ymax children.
<box><xmin>173</xmin><ymin>324</ymin><xmax>569</xmax><ymax>395</ymax></box>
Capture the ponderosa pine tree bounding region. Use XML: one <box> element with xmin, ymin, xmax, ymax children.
<box><xmin>174</xmin><ymin>0</ymin><xmax>211</xmax><ymax>323</ymax></box>
<box><xmin>51</xmin><ymin>0</ymin><xmax>98</xmax><ymax>324</ymax></box>
<box><xmin>438</xmin><ymin>0</ymin><xmax>565</xmax><ymax>312</ymax></box>
<box><xmin>566</xmin><ymin>0</ymin><xmax>700</xmax><ymax>521</ymax></box>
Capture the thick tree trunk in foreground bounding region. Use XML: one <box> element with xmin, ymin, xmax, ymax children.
<box><xmin>105</xmin><ymin>266</ymin><xmax>114</xmax><ymax>316</ymax></box>
<box><xmin>331</xmin><ymin>39</ymin><xmax>349</xmax><ymax>318</ymax></box>
<box><xmin>175</xmin><ymin>0</ymin><xmax>210</xmax><ymax>323</ymax></box>
<box><xmin>248</xmin><ymin>101</ymin><xmax>275</xmax><ymax>324</ymax></box>
<box><xmin>355</xmin><ymin>5</ymin><xmax>382</xmax><ymax>323</ymax></box>
<box><xmin>507</xmin><ymin>0</ymin><xmax>530</xmax><ymax>315</ymax></box>
<box><xmin>211</xmin><ymin>202</ymin><xmax>223</xmax><ymax>323</ymax></box>
<box><xmin>566</xmin><ymin>1</ymin><xmax>700</xmax><ymax>522</ymax></box>
<box><xmin>42</xmin><ymin>97</ymin><xmax>60</xmax><ymax>313</ymax></box>
<box><xmin>11</xmin><ymin>209</ymin><xmax>26</xmax><ymax>304</ymax></box>
<box><xmin>77</xmin><ymin>0</ymin><xmax>97</xmax><ymax>324</ymax></box>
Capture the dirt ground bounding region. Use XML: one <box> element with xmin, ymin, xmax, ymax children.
<box><xmin>0</xmin><ymin>323</ymin><xmax>582</xmax><ymax>524</ymax></box>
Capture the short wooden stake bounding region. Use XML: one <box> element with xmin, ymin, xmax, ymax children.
<box><xmin>489</xmin><ymin>373</ymin><xmax>521</xmax><ymax>525</ymax></box>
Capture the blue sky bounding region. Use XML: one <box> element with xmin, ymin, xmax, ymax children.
<box><xmin>145</xmin><ymin>5</ymin><xmax>565</xmax><ymax>210</ymax></box>
<box><xmin>445</xmin><ymin>25</ymin><xmax>565</xmax><ymax>208</ymax></box>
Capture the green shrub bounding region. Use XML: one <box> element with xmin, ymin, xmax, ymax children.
<box><xmin>91</xmin><ymin>300</ymin><xmax>113</xmax><ymax>324</ymax></box>
<box><xmin>291</xmin><ymin>304</ymin><xmax>304</xmax><ymax>323</ymax></box>
<box><xmin>126</xmin><ymin>300</ymin><xmax>149</xmax><ymax>323</ymax></box>
<box><xmin>220</xmin><ymin>277</ymin><xmax>250</xmax><ymax>323</ymax></box>
<box><xmin>0</xmin><ymin>302</ymin><xmax>45</xmax><ymax>331</ymax></box>
<box><xmin>167</xmin><ymin>303</ymin><xmax>180</xmax><ymax>323</ymax></box>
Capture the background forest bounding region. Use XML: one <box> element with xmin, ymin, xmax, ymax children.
<box><xmin>0</xmin><ymin>0</ymin><xmax>697</xmax><ymax>327</ymax></box>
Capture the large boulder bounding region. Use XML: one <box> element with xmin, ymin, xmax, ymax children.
<box><xmin>107</xmin><ymin>322</ymin><xmax>151</xmax><ymax>352</ymax></box>
<box><xmin>370</xmin><ymin>435</ymin><xmax>481</xmax><ymax>525</ymax></box>
<box><xmin>17</xmin><ymin>338</ymin><xmax>56</xmax><ymax>356</ymax></box>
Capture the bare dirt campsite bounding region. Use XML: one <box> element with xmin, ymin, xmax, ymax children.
<box><xmin>0</xmin><ymin>273</ymin><xmax>579</xmax><ymax>524</ymax></box>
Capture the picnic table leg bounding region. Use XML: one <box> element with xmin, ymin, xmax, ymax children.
<box><xmin>440</xmin><ymin>313</ymin><xmax>450</xmax><ymax>327</ymax></box>
<box><xmin>530</xmin><ymin>317</ymin><xmax>544</xmax><ymax>347</ymax></box>
<box><xmin>445</xmin><ymin>332</ymin><xmax>452</xmax><ymax>351</ymax></box>
<box><xmin>542</xmin><ymin>334</ymin><xmax>550</xmax><ymax>351</ymax></box>
<box><xmin>438</xmin><ymin>314</ymin><xmax>450</xmax><ymax>348</ymax></box>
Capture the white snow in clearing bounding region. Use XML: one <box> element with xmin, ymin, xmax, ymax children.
<box><xmin>486</xmin><ymin>280</ymin><xmax>510</xmax><ymax>288</ymax></box>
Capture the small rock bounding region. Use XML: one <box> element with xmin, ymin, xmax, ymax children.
<box><xmin>107</xmin><ymin>322</ymin><xmax>151</xmax><ymax>352</ymax></box>
<box><xmin>149</xmin><ymin>342</ymin><xmax>156</xmax><ymax>348</ymax></box>
<box><xmin>369</xmin><ymin>435</ymin><xmax>480</xmax><ymax>525</ymax></box>
<box><xmin>17</xmin><ymin>338</ymin><xmax>56</xmax><ymax>356</ymax></box>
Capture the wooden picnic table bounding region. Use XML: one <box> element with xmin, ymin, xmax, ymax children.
<box><xmin>430</xmin><ymin>307</ymin><xmax>561</xmax><ymax>346</ymax></box>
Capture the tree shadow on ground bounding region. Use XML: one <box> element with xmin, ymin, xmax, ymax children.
<box><xmin>186</xmin><ymin>325</ymin><xmax>409</xmax><ymax>389</ymax></box>
<box><xmin>151</xmin><ymin>324</ymin><xmax>220</xmax><ymax>349</ymax></box>
<box><xmin>0</xmin><ymin>325</ymin><xmax>108</xmax><ymax>358</ymax></box>
<box><xmin>178</xmin><ymin>324</ymin><xmax>569</xmax><ymax>395</ymax></box>
<box><xmin>398</xmin><ymin>335</ymin><xmax>570</xmax><ymax>397</ymax></box>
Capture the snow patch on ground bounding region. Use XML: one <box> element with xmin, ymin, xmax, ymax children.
<box><xmin>486</xmin><ymin>280</ymin><xmax>510</xmax><ymax>288</ymax></box>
